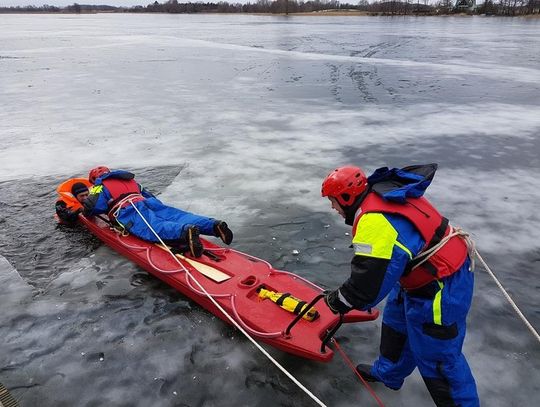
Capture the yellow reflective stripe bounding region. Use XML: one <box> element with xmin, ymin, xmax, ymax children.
<box><xmin>353</xmin><ymin>213</ymin><xmax>415</xmax><ymax>261</ymax></box>
<box><xmin>90</xmin><ymin>185</ymin><xmax>103</xmax><ymax>195</ymax></box>
<box><xmin>395</xmin><ymin>240</ymin><xmax>413</xmax><ymax>260</ymax></box>
<box><xmin>353</xmin><ymin>213</ymin><xmax>398</xmax><ymax>260</ymax></box>
<box><xmin>433</xmin><ymin>281</ymin><xmax>444</xmax><ymax>325</ymax></box>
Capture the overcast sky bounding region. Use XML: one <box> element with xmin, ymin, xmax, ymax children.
<box><xmin>1</xmin><ymin>0</ymin><xmax>153</xmax><ymax>6</ymax></box>
<box><xmin>0</xmin><ymin>0</ymin><xmax>455</xmax><ymax>7</ymax></box>
<box><xmin>0</xmin><ymin>0</ymin><xmax>450</xmax><ymax>9</ymax></box>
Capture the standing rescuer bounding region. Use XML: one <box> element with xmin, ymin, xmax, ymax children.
<box><xmin>321</xmin><ymin>163</ymin><xmax>479</xmax><ymax>407</ymax></box>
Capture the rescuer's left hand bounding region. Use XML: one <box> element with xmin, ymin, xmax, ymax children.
<box><xmin>324</xmin><ymin>290</ymin><xmax>351</xmax><ymax>315</ymax></box>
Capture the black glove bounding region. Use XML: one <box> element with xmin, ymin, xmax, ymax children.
<box><xmin>324</xmin><ymin>290</ymin><xmax>352</xmax><ymax>315</ymax></box>
<box><xmin>66</xmin><ymin>208</ymin><xmax>82</xmax><ymax>222</ymax></box>
<box><xmin>56</xmin><ymin>202</ymin><xmax>81</xmax><ymax>223</ymax></box>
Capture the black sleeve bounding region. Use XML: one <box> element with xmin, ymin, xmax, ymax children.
<box><xmin>82</xmin><ymin>193</ymin><xmax>99</xmax><ymax>217</ymax></box>
<box><xmin>55</xmin><ymin>200</ymin><xmax>80</xmax><ymax>223</ymax></box>
<box><xmin>339</xmin><ymin>255</ymin><xmax>390</xmax><ymax>310</ymax></box>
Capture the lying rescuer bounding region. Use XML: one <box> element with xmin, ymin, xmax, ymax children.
<box><xmin>55</xmin><ymin>179</ymin><xmax>91</xmax><ymax>224</ymax></box>
<box><xmin>321</xmin><ymin>164</ymin><xmax>479</xmax><ymax>407</ymax></box>
<box><xmin>82</xmin><ymin>166</ymin><xmax>233</xmax><ymax>258</ymax></box>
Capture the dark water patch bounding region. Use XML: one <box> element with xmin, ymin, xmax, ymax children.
<box><xmin>476</xmin><ymin>249</ymin><xmax>540</xmax><ymax>329</ymax></box>
<box><xmin>341</xmin><ymin>131</ymin><xmax>540</xmax><ymax>172</ymax></box>
<box><xmin>0</xmin><ymin>165</ymin><xmax>182</xmax><ymax>289</ymax></box>
<box><xmin>252</xmin><ymin>119</ymin><xmax>297</xmax><ymax>133</ymax></box>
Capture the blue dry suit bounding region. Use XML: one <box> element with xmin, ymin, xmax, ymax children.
<box><xmin>83</xmin><ymin>170</ymin><xmax>216</xmax><ymax>242</ymax></box>
<box><xmin>332</xmin><ymin>164</ymin><xmax>479</xmax><ymax>407</ymax></box>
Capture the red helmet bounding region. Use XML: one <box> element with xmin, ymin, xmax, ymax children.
<box><xmin>88</xmin><ymin>166</ymin><xmax>110</xmax><ymax>184</ymax></box>
<box><xmin>321</xmin><ymin>166</ymin><xmax>368</xmax><ymax>207</ymax></box>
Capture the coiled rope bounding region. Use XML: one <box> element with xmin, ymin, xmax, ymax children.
<box><xmin>412</xmin><ymin>225</ymin><xmax>539</xmax><ymax>344</ymax></box>
<box><xmin>411</xmin><ymin>225</ymin><xmax>476</xmax><ymax>271</ymax></box>
<box><xmin>128</xmin><ymin>200</ymin><xmax>328</xmax><ymax>407</ymax></box>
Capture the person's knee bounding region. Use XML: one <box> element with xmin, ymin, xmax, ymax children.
<box><xmin>380</xmin><ymin>323</ymin><xmax>408</xmax><ymax>364</ymax></box>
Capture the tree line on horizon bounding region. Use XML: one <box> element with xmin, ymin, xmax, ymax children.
<box><xmin>0</xmin><ymin>0</ymin><xmax>538</xmax><ymax>16</ymax></box>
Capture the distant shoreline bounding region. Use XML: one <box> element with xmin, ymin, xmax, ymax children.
<box><xmin>1</xmin><ymin>10</ymin><xmax>538</xmax><ymax>18</ymax></box>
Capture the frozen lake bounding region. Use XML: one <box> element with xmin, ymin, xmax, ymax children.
<box><xmin>1</xmin><ymin>13</ymin><xmax>539</xmax><ymax>406</ymax></box>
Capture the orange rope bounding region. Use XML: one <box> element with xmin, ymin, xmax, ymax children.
<box><xmin>332</xmin><ymin>339</ymin><xmax>386</xmax><ymax>407</ymax></box>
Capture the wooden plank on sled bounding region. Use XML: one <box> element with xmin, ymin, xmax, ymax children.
<box><xmin>156</xmin><ymin>244</ymin><xmax>230</xmax><ymax>283</ymax></box>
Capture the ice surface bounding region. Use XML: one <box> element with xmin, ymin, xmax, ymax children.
<box><xmin>1</xmin><ymin>14</ymin><xmax>539</xmax><ymax>407</ymax></box>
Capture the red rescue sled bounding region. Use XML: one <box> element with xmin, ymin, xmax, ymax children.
<box><xmin>79</xmin><ymin>215</ymin><xmax>378</xmax><ymax>362</ymax></box>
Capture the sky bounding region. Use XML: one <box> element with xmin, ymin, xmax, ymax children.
<box><xmin>1</xmin><ymin>0</ymin><xmax>149</xmax><ymax>6</ymax></box>
<box><xmin>0</xmin><ymin>0</ymin><xmax>457</xmax><ymax>8</ymax></box>
<box><xmin>0</xmin><ymin>0</ymin><xmax>383</xmax><ymax>7</ymax></box>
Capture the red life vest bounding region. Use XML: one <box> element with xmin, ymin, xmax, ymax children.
<box><xmin>102</xmin><ymin>178</ymin><xmax>143</xmax><ymax>218</ymax></box>
<box><xmin>102</xmin><ymin>178</ymin><xmax>140</xmax><ymax>202</ymax></box>
<box><xmin>354</xmin><ymin>193</ymin><xmax>468</xmax><ymax>290</ymax></box>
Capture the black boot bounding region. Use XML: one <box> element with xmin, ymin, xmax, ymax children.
<box><xmin>356</xmin><ymin>364</ymin><xmax>399</xmax><ymax>391</ymax></box>
<box><xmin>356</xmin><ymin>364</ymin><xmax>379</xmax><ymax>383</ymax></box>
<box><xmin>185</xmin><ymin>226</ymin><xmax>203</xmax><ymax>258</ymax></box>
<box><xmin>214</xmin><ymin>221</ymin><xmax>233</xmax><ymax>245</ymax></box>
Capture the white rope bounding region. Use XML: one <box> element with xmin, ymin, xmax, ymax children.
<box><xmin>475</xmin><ymin>249</ymin><xmax>540</xmax><ymax>344</ymax></box>
<box><xmin>128</xmin><ymin>201</ymin><xmax>328</xmax><ymax>407</ymax></box>
<box><xmin>411</xmin><ymin>223</ymin><xmax>539</xmax><ymax>344</ymax></box>
<box><xmin>411</xmin><ymin>225</ymin><xmax>475</xmax><ymax>271</ymax></box>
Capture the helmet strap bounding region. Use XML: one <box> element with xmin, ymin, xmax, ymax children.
<box><xmin>343</xmin><ymin>187</ymin><xmax>371</xmax><ymax>226</ymax></box>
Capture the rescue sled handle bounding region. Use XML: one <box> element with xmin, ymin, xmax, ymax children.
<box><xmin>321</xmin><ymin>314</ymin><xmax>344</xmax><ymax>354</ymax></box>
<box><xmin>284</xmin><ymin>292</ymin><xmax>345</xmax><ymax>353</ymax></box>
<box><xmin>285</xmin><ymin>293</ymin><xmax>326</xmax><ymax>336</ymax></box>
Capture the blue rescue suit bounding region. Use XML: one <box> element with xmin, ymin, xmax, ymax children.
<box><xmin>330</xmin><ymin>164</ymin><xmax>479</xmax><ymax>406</ymax></box>
<box><xmin>83</xmin><ymin>170</ymin><xmax>216</xmax><ymax>242</ymax></box>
